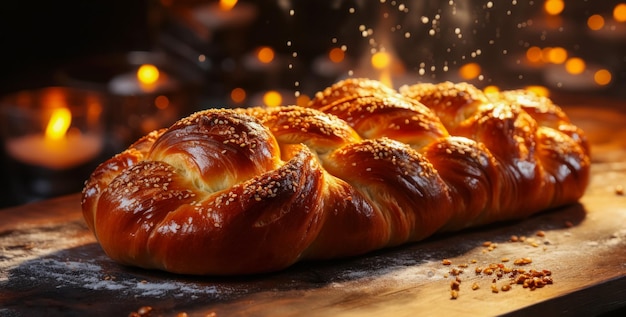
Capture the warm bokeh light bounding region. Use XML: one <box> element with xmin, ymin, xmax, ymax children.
<box><xmin>371</xmin><ymin>51</ymin><xmax>391</xmax><ymax>70</ymax></box>
<box><xmin>154</xmin><ymin>95</ymin><xmax>170</xmax><ymax>110</ymax></box>
<box><xmin>86</xmin><ymin>96</ymin><xmax>103</xmax><ymax>126</ymax></box>
<box><xmin>45</xmin><ymin>108</ymin><xmax>72</xmax><ymax>140</ymax></box>
<box><xmin>230</xmin><ymin>87</ymin><xmax>247</xmax><ymax>103</ymax></box>
<box><xmin>296</xmin><ymin>94</ymin><xmax>311</xmax><ymax>107</ymax></box>
<box><xmin>379</xmin><ymin>69</ymin><xmax>393</xmax><ymax>88</ymax></box>
<box><xmin>544</xmin><ymin>0</ymin><xmax>564</xmax><ymax>16</ymax></box>
<box><xmin>545</xmin><ymin>15</ymin><xmax>564</xmax><ymax>29</ymax></box>
<box><xmin>614</xmin><ymin>3</ymin><xmax>626</xmax><ymax>22</ymax></box>
<box><xmin>526</xmin><ymin>46</ymin><xmax>543</xmax><ymax>64</ymax></box>
<box><xmin>328</xmin><ymin>48</ymin><xmax>345</xmax><ymax>63</ymax></box>
<box><xmin>546</xmin><ymin>47</ymin><xmax>568</xmax><ymax>64</ymax></box>
<box><xmin>137</xmin><ymin>64</ymin><xmax>160</xmax><ymax>85</ymax></box>
<box><xmin>459</xmin><ymin>63</ymin><xmax>481</xmax><ymax>80</ymax></box>
<box><xmin>483</xmin><ymin>85</ymin><xmax>500</xmax><ymax>95</ymax></box>
<box><xmin>160</xmin><ymin>0</ymin><xmax>173</xmax><ymax>7</ymax></box>
<box><xmin>565</xmin><ymin>58</ymin><xmax>586</xmax><ymax>75</ymax></box>
<box><xmin>257</xmin><ymin>47</ymin><xmax>275</xmax><ymax>64</ymax></box>
<box><xmin>524</xmin><ymin>85</ymin><xmax>550</xmax><ymax>97</ymax></box>
<box><xmin>219</xmin><ymin>0</ymin><xmax>238</xmax><ymax>11</ymax></box>
<box><xmin>587</xmin><ymin>14</ymin><xmax>605</xmax><ymax>31</ymax></box>
<box><xmin>541</xmin><ymin>47</ymin><xmax>553</xmax><ymax>63</ymax></box>
<box><xmin>263</xmin><ymin>90</ymin><xmax>282</xmax><ymax>107</ymax></box>
<box><xmin>594</xmin><ymin>69</ymin><xmax>612</xmax><ymax>85</ymax></box>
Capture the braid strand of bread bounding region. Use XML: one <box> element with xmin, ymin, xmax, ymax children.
<box><xmin>82</xmin><ymin>78</ymin><xmax>590</xmax><ymax>275</ymax></box>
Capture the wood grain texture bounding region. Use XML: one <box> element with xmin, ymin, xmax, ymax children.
<box><xmin>1</xmin><ymin>100</ymin><xmax>625</xmax><ymax>317</ymax></box>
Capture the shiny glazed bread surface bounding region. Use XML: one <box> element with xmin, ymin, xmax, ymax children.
<box><xmin>82</xmin><ymin>78</ymin><xmax>590</xmax><ymax>275</ymax></box>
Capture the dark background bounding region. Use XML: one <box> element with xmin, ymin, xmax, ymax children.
<box><xmin>1</xmin><ymin>0</ymin><xmax>625</xmax><ymax>208</ymax></box>
<box><xmin>2</xmin><ymin>0</ymin><xmax>626</xmax><ymax>98</ymax></box>
<box><xmin>0</xmin><ymin>0</ymin><xmax>377</xmax><ymax>207</ymax></box>
<box><xmin>0</xmin><ymin>1</ymin><xmax>152</xmax><ymax>95</ymax></box>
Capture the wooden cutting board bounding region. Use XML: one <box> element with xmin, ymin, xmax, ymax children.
<box><xmin>1</xmin><ymin>101</ymin><xmax>625</xmax><ymax>317</ymax></box>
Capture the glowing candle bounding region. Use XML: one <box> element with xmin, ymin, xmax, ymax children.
<box><xmin>371</xmin><ymin>51</ymin><xmax>393</xmax><ymax>88</ymax></box>
<box><xmin>313</xmin><ymin>47</ymin><xmax>351</xmax><ymax>77</ymax></box>
<box><xmin>544</xmin><ymin>59</ymin><xmax>613</xmax><ymax>91</ymax></box>
<box><xmin>587</xmin><ymin>14</ymin><xmax>626</xmax><ymax>41</ymax></box>
<box><xmin>108</xmin><ymin>64</ymin><xmax>178</xmax><ymax>96</ymax></box>
<box><xmin>192</xmin><ymin>0</ymin><xmax>257</xmax><ymax>30</ymax></box>
<box><xmin>243</xmin><ymin>46</ymin><xmax>282</xmax><ymax>72</ymax></box>
<box><xmin>6</xmin><ymin>107</ymin><xmax>103</xmax><ymax>170</ymax></box>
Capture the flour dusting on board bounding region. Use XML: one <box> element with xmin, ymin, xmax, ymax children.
<box><xmin>0</xmin><ymin>222</ymin><xmax>226</xmax><ymax>299</ymax></box>
<box><xmin>0</xmin><ymin>220</ymin><xmax>453</xmax><ymax>303</ymax></box>
<box><xmin>19</xmin><ymin>258</ymin><xmax>221</xmax><ymax>297</ymax></box>
<box><xmin>3</xmin><ymin>213</ymin><xmax>625</xmax><ymax>304</ymax></box>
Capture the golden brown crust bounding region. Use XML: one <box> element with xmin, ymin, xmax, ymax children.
<box><xmin>309</xmin><ymin>79</ymin><xmax>449</xmax><ymax>150</ymax></box>
<box><xmin>422</xmin><ymin>136</ymin><xmax>501</xmax><ymax>231</ymax></box>
<box><xmin>398</xmin><ymin>80</ymin><xmax>590</xmax><ymax>224</ymax></box>
<box><xmin>309</xmin><ymin>77</ymin><xmax>398</xmax><ymax>112</ymax></box>
<box><xmin>399</xmin><ymin>81</ymin><xmax>488</xmax><ymax>132</ymax></box>
<box><xmin>323</xmin><ymin>137</ymin><xmax>454</xmax><ymax>244</ymax></box>
<box><xmin>82</xmin><ymin>78</ymin><xmax>591</xmax><ymax>275</ymax></box>
<box><xmin>496</xmin><ymin>89</ymin><xmax>589</xmax><ymax>155</ymax></box>
<box><xmin>237</xmin><ymin>106</ymin><xmax>362</xmax><ymax>157</ymax></box>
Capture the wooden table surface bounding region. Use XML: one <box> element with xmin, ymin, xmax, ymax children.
<box><xmin>1</xmin><ymin>98</ymin><xmax>625</xmax><ymax>317</ymax></box>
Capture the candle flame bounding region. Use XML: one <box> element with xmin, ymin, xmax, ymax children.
<box><xmin>137</xmin><ymin>64</ymin><xmax>160</xmax><ymax>85</ymax></box>
<box><xmin>219</xmin><ymin>0</ymin><xmax>238</xmax><ymax>11</ymax></box>
<box><xmin>45</xmin><ymin>108</ymin><xmax>72</xmax><ymax>140</ymax></box>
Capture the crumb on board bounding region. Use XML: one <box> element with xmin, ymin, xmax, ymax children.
<box><xmin>450</xmin><ymin>289</ymin><xmax>459</xmax><ymax>299</ymax></box>
<box><xmin>129</xmin><ymin>306</ymin><xmax>152</xmax><ymax>317</ymax></box>
<box><xmin>130</xmin><ymin>308</ymin><xmax>215</xmax><ymax>317</ymax></box>
<box><xmin>449</xmin><ymin>267</ymin><xmax>463</xmax><ymax>276</ymax></box>
<box><xmin>514</xmin><ymin>257</ymin><xmax>533</xmax><ymax>265</ymax></box>
<box><xmin>491</xmin><ymin>283</ymin><xmax>499</xmax><ymax>293</ymax></box>
<box><xmin>443</xmin><ymin>238</ymin><xmax>554</xmax><ymax>299</ymax></box>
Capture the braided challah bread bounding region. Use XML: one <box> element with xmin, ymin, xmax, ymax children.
<box><xmin>82</xmin><ymin>78</ymin><xmax>590</xmax><ymax>275</ymax></box>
